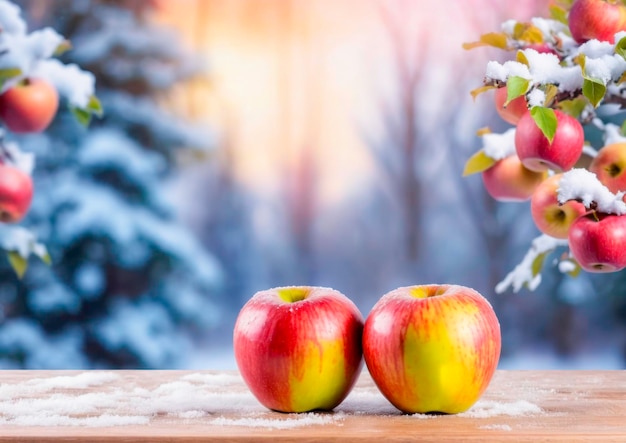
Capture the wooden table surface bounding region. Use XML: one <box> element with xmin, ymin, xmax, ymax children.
<box><xmin>0</xmin><ymin>369</ymin><xmax>624</xmax><ymax>442</ymax></box>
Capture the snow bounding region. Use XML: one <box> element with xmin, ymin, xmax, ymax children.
<box><xmin>603</xmin><ymin>123</ymin><xmax>626</xmax><ymax>145</ymax></box>
<box><xmin>482</xmin><ymin>128</ymin><xmax>516</xmax><ymax>160</ymax></box>
<box><xmin>557</xmin><ymin>168</ymin><xmax>626</xmax><ymax>215</ymax></box>
<box><xmin>0</xmin><ymin>0</ymin><xmax>26</xmax><ymax>35</ymax></box>
<box><xmin>31</xmin><ymin>59</ymin><xmax>96</xmax><ymax>109</ymax></box>
<box><xmin>0</xmin><ymin>225</ymin><xmax>47</xmax><ymax>259</ymax></box>
<box><xmin>495</xmin><ymin>234</ymin><xmax>569</xmax><ymax>293</ymax></box>
<box><xmin>0</xmin><ymin>371</ymin><xmax>544</xmax><ymax>428</ymax></box>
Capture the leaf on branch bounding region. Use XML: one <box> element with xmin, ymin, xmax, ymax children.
<box><xmin>549</xmin><ymin>5</ymin><xmax>569</xmax><ymax>24</ymax></box>
<box><xmin>514</xmin><ymin>23</ymin><xmax>544</xmax><ymax>44</ymax></box>
<box><xmin>7</xmin><ymin>251</ymin><xmax>27</xmax><ymax>279</ymax></box>
<box><xmin>506</xmin><ymin>76</ymin><xmax>530</xmax><ymax>103</ymax></box>
<box><xmin>516</xmin><ymin>50</ymin><xmax>530</xmax><ymax>66</ymax></box>
<box><xmin>462</xmin><ymin>32</ymin><xmax>509</xmax><ymax>51</ymax></box>
<box><xmin>0</xmin><ymin>67</ymin><xmax>22</xmax><ymax>90</ymax></box>
<box><xmin>54</xmin><ymin>39</ymin><xmax>72</xmax><ymax>57</ymax></box>
<box><xmin>616</xmin><ymin>36</ymin><xmax>626</xmax><ymax>60</ymax></box>
<box><xmin>557</xmin><ymin>96</ymin><xmax>588</xmax><ymax>118</ymax></box>
<box><xmin>530</xmin><ymin>106</ymin><xmax>557</xmax><ymax>144</ymax></box>
<box><xmin>71</xmin><ymin>106</ymin><xmax>92</xmax><ymax>127</ymax></box>
<box><xmin>531</xmin><ymin>251</ymin><xmax>548</xmax><ymax>277</ymax></box>
<box><xmin>582</xmin><ymin>77</ymin><xmax>606</xmax><ymax>107</ymax></box>
<box><xmin>462</xmin><ymin>149</ymin><xmax>496</xmax><ymax>176</ymax></box>
<box><xmin>470</xmin><ymin>85</ymin><xmax>495</xmax><ymax>100</ymax></box>
<box><xmin>476</xmin><ymin>127</ymin><xmax>491</xmax><ymax>136</ymax></box>
<box><xmin>87</xmin><ymin>95</ymin><xmax>104</xmax><ymax>117</ymax></box>
<box><xmin>70</xmin><ymin>95</ymin><xmax>104</xmax><ymax>127</ymax></box>
<box><xmin>617</xmin><ymin>70</ymin><xmax>626</xmax><ymax>85</ymax></box>
<box><xmin>543</xmin><ymin>84</ymin><xmax>559</xmax><ymax>107</ymax></box>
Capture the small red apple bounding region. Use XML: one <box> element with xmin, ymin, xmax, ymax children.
<box><xmin>568</xmin><ymin>212</ymin><xmax>626</xmax><ymax>272</ymax></box>
<box><xmin>362</xmin><ymin>284</ymin><xmax>501</xmax><ymax>414</ymax></box>
<box><xmin>530</xmin><ymin>174</ymin><xmax>587</xmax><ymax>239</ymax></box>
<box><xmin>0</xmin><ymin>163</ymin><xmax>33</xmax><ymax>223</ymax></box>
<box><xmin>482</xmin><ymin>154</ymin><xmax>548</xmax><ymax>202</ymax></box>
<box><xmin>515</xmin><ymin>110</ymin><xmax>584</xmax><ymax>172</ymax></box>
<box><xmin>589</xmin><ymin>142</ymin><xmax>626</xmax><ymax>193</ymax></box>
<box><xmin>568</xmin><ymin>0</ymin><xmax>626</xmax><ymax>44</ymax></box>
<box><xmin>494</xmin><ymin>87</ymin><xmax>529</xmax><ymax>126</ymax></box>
<box><xmin>0</xmin><ymin>78</ymin><xmax>59</xmax><ymax>133</ymax></box>
<box><xmin>233</xmin><ymin>286</ymin><xmax>364</xmax><ymax>413</ymax></box>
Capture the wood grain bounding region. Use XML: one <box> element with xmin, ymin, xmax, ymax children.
<box><xmin>0</xmin><ymin>370</ymin><xmax>624</xmax><ymax>442</ymax></box>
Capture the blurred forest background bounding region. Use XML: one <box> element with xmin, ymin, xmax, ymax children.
<box><xmin>2</xmin><ymin>0</ymin><xmax>626</xmax><ymax>369</ymax></box>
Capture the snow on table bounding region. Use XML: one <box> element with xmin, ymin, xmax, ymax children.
<box><xmin>0</xmin><ymin>370</ymin><xmax>623</xmax><ymax>441</ymax></box>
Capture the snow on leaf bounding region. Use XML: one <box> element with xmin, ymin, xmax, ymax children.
<box><xmin>462</xmin><ymin>150</ymin><xmax>496</xmax><ymax>176</ymax></box>
<box><xmin>495</xmin><ymin>234</ymin><xmax>569</xmax><ymax>294</ymax></box>
<box><xmin>530</xmin><ymin>106</ymin><xmax>557</xmax><ymax>143</ymax></box>
<box><xmin>463</xmin><ymin>32</ymin><xmax>509</xmax><ymax>51</ymax></box>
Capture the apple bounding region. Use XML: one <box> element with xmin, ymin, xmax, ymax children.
<box><xmin>530</xmin><ymin>174</ymin><xmax>587</xmax><ymax>239</ymax></box>
<box><xmin>0</xmin><ymin>78</ymin><xmax>59</xmax><ymax>133</ymax></box>
<box><xmin>362</xmin><ymin>284</ymin><xmax>501</xmax><ymax>414</ymax></box>
<box><xmin>0</xmin><ymin>163</ymin><xmax>33</xmax><ymax>223</ymax></box>
<box><xmin>515</xmin><ymin>110</ymin><xmax>584</xmax><ymax>172</ymax></box>
<box><xmin>568</xmin><ymin>212</ymin><xmax>626</xmax><ymax>272</ymax></box>
<box><xmin>494</xmin><ymin>87</ymin><xmax>528</xmax><ymax>125</ymax></box>
<box><xmin>233</xmin><ymin>286</ymin><xmax>364</xmax><ymax>413</ymax></box>
<box><xmin>568</xmin><ymin>0</ymin><xmax>626</xmax><ymax>44</ymax></box>
<box><xmin>589</xmin><ymin>142</ymin><xmax>626</xmax><ymax>193</ymax></box>
<box><xmin>482</xmin><ymin>154</ymin><xmax>548</xmax><ymax>202</ymax></box>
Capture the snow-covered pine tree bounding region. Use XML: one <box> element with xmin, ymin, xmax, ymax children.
<box><xmin>0</xmin><ymin>0</ymin><xmax>223</xmax><ymax>369</ymax></box>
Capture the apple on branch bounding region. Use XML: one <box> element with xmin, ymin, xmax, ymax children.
<box><xmin>0</xmin><ymin>162</ymin><xmax>33</xmax><ymax>223</ymax></box>
<box><xmin>0</xmin><ymin>78</ymin><xmax>59</xmax><ymax>133</ymax></box>
<box><xmin>515</xmin><ymin>110</ymin><xmax>584</xmax><ymax>173</ymax></box>
<box><xmin>531</xmin><ymin>174</ymin><xmax>587</xmax><ymax>239</ymax></box>
<box><xmin>589</xmin><ymin>142</ymin><xmax>626</xmax><ymax>194</ymax></box>
<box><xmin>568</xmin><ymin>0</ymin><xmax>626</xmax><ymax>44</ymax></box>
<box><xmin>362</xmin><ymin>284</ymin><xmax>501</xmax><ymax>414</ymax></box>
<box><xmin>482</xmin><ymin>154</ymin><xmax>548</xmax><ymax>202</ymax></box>
<box><xmin>494</xmin><ymin>86</ymin><xmax>529</xmax><ymax>126</ymax></box>
<box><xmin>233</xmin><ymin>286</ymin><xmax>364</xmax><ymax>413</ymax></box>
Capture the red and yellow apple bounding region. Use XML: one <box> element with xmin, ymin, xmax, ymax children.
<box><xmin>589</xmin><ymin>142</ymin><xmax>626</xmax><ymax>193</ymax></box>
<box><xmin>494</xmin><ymin>87</ymin><xmax>528</xmax><ymax>126</ymax></box>
<box><xmin>530</xmin><ymin>174</ymin><xmax>587</xmax><ymax>239</ymax></box>
<box><xmin>568</xmin><ymin>0</ymin><xmax>626</xmax><ymax>44</ymax></box>
<box><xmin>0</xmin><ymin>78</ymin><xmax>59</xmax><ymax>133</ymax></box>
<box><xmin>362</xmin><ymin>284</ymin><xmax>501</xmax><ymax>414</ymax></box>
<box><xmin>0</xmin><ymin>163</ymin><xmax>33</xmax><ymax>223</ymax></box>
<box><xmin>568</xmin><ymin>212</ymin><xmax>626</xmax><ymax>272</ymax></box>
<box><xmin>233</xmin><ymin>286</ymin><xmax>364</xmax><ymax>413</ymax></box>
<box><xmin>515</xmin><ymin>110</ymin><xmax>584</xmax><ymax>172</ymax></box>
<box><xmin>482</xmin><ymin>154</ymin><xmax>548</xmax><ymax>202</ymax></box>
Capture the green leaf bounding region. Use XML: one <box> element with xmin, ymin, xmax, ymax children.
<box><xmin>506</xmin><ymin>76</ymin><xmax>530</xmax><ymax>103</ymax></box>
<box><xmin>531</xmin><ymin>251</ymin><xmax>548</xmax><ymax>277</ymax></box>
<box><xmin>7</xmin><ymin>251</ymin><xmax>27</xmax><ymax>279</ymax></box>
<box><xmin>549</xmin><ymin>5</ymin><xmax>568</xmax><ymax>24</ymax></box>
<box><xmin>0</xmin><ymin>67</ymin><xmax>22</xmax><ymax>80</ymax></box>
<box><xmin>462</xmin><ymin>150</ymin><xmax>497</xmax><ymax>177</ymax></box>
<box><xmin>530</xmin><ymin>106</ymin><xmax>557</xmax><ymax>144</ymax></box>
<box><xmin>582</xmin><ymin>77</ymin><xmax>606</xmax><ymax>108</ymax></box>
<box><xmin>71</xmin><ymin>106</ymin><xmax>92</xmax><ymax>127</ymax></box>
<box><xmin>462</xmin><ymin>32</ymin><xmax>509</xmax><ymax>50</ymax></box>
<box><xmin>557</xmin><ymin>96</ymin><xmax>587</xmax><ymax>118</ymax></box>
<box><xmin>87</xmin><ymin>95</ymin><xmax>104</xmax><ymax>116</ymax></box>
<box><xmin>616</xmin><ymin>36</ymin><xmax>626</xmax><ymax>60</ymax></box>
<box><xmin>54</xmin><ymin>39</ymin><xmax>72</xmax><ymax>57</ymax></box>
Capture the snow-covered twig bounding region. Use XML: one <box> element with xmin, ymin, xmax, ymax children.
<box><xmin>495</xmin><ymin>234</ymin><xmax>568</xmax><ymax>293</ymax></box>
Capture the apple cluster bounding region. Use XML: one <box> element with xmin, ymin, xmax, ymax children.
<box><xmin>0</xmin><ymin>78</ymin><xmax>59</xmax><ymax>224</ymax></box>
<box><xmin>465</xmin><ymin>0</ymin><xmax>626</xmax><ymax>284</ymax></box>
<box><xmin>233</xmin><ymin>285</ymin><xmax>501</xmax><ymax>415</ymax></box>
<box><xmin>0</xmin><ymin>0</ymin><xmax>100</xmax><ymax>274</ymax></box>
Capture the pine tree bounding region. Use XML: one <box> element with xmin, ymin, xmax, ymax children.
<box><xmin>0</xmin><ymin>0</ymin><xmax>223</xmax><ymax>368</ymax></box>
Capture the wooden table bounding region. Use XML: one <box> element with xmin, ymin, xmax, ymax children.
<box><xmin>0</xmin><ymin>370</ymin><xmax>624</xmax><ymax>442</ymax></box>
